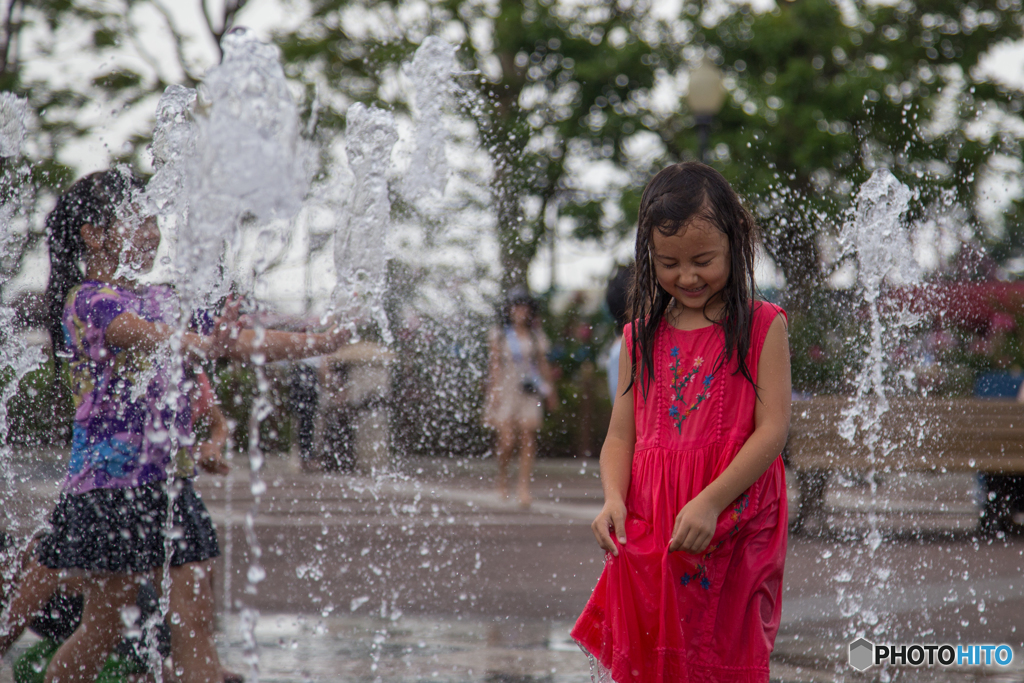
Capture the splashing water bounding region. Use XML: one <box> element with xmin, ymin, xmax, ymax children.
<box><xmin>0</xmin><ymin>93</ymin><xmax>27</xmax><ymax>158</ymax></box>
<box><xmin>3</xmin><ymin>32</ymin><xmax>502</xmax><ymax>681</ymax></box>
<box><xmin>148</xmin><ymin>27</ymin><xmax>310</xmax><ymax>308</ymax></box>
<box><xmin>137</xmin><ymin>29</ymin><xmax>314</xmax><ymax>682</ymax></box>
<box><xmin>332</xmin><ymin>103</ymin><xmax>398</xmax><ymax>343</ymax></box>
<box><xmin>401</xmin><ymin>36</ymin><xmax>456</xmax><ymax>212</ymax></box>
<box><xmin>193</xmin><ymin>30</ymin><xmax>312</xmax><ymax>682</ymax></box>
<box><xmin>836</xmin><ymin>168</ymin><xmax>919</xmax><ymax>647</ymax></box>
<box><xmin>140</xmin><ymin>34</ymin><xmax>479</xmax><ymax>681</ymax></box>
<box><xmin>195</xmin><ymin>27</ymin><xmax>307</xmax><ymax>224</ymax></box>
<box><xmin>0</xmin><ymin>92</ymin><xmax>45</xmax><ymax>629</ymax></box>
<box><xmin>0</xmin><ymin>93</ymin><xmax>30</xmax><ymax>243</ymax></box>
<box><xmin>389</xmin><ymin>38</ymin><xmax>499</xmax><ymax>319</ymax></box>
<box><xmin>0</xmin><ymin>93</ymin><xmax>43</xmax><ymax>488</ymax></box>
<box><xmin>839</xmin><ymin>168</ymin><xmax>917</xmax><ymax>447</ymax></box>
<box><xmin>146</xmin><ymin>84</ymin><xmax>198</xmax><ymax>224</ymax></box>
<box><xmin>0</xmin><ymin>318</ymin><xmax>44</xmax><ymax>507</ymax></box>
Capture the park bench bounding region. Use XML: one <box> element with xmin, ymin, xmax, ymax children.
<box><xmin>787</xmin><ymin>396</ymin><xmax>1024</xmax><ymax>532</ymax></box>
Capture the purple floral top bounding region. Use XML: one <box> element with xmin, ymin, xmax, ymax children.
<box><xmin>61</xmin><ymin>281</ymin><xmax>211</xmax><ymax>494</ymax></box>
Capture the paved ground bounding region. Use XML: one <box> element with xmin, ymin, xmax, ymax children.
<box><xmin>1</xmin><ymin>450</ymin><xmax>1023</xmax><ymax>682</ymax></box>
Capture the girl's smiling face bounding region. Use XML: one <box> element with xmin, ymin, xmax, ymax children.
<box><xmin>651</xmin><ymin>218</ymin><xmax>730</xmax><ymax>322</ymax></box>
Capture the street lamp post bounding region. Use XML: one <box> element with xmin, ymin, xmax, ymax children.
<box><xmin>687</xmin><ymin>59</ymin><xmax>726</xmax><ymax>163</ymax></box>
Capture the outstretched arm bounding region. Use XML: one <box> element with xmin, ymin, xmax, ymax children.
<box><xmin>218</xmin><ymin>327</ymin><xmax>350</xmax><ymax>362</ymax></box>
<box><xmin>105</xmin><ymin>312</ymin><xmax>350</xmax><ymax>363</ymax></box>
<box><xmin>590</xmin><ymin>335</ymin><xmax>637</xmax><ymax>557</ymax></box>
<box><xmin>668</xmin><ymin>314</ymin><xmax>791</xmax><ymax>554</ymax></box>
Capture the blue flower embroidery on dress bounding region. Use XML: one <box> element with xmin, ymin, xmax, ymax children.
<box><xmin>679</xmin><ymin>494</ymin><xmax>751</xmax><ymax>591</ymax></box>
<box><xmin>667</xmin><ymin>349</ymin><xmax>713</xmax><ymax>434</ymax></box>
<box><xmin>681</xmin><ymin>562</ymin><xmax>709</xmax><ymax>589</ymax></box>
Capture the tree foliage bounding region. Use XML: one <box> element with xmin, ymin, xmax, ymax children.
<box><xmin>275</xmin><ymin>0</ymin><xmax>699</xmax><ymax>289</ymax></box>
<box><xmin>0</xmin><ymin>0</ymin><xmax>247</xmax><ymax>295</ymax></box>
<box><xmin>276</xmin><ymin>0</ymin><xmax>1024</xmax><ymax>300</ymax></box>
<box><xmin>691</xmin><ymin>0</ymin><xmax>1024</xmax><ymax>304</ymax></box>
<box><xmin>5</xmin><ymin>0</ymin><xmax>1024</xmax><ymax>303</ymax></box>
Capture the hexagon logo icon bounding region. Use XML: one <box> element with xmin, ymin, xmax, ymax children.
<box><xmin>849</xmin><ymin>638</ymin><xmax>875</xmax><ymax>671</ymax></box>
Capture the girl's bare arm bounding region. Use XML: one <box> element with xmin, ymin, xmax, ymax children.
<box><xmin>220</xmin><ymin>327</ymin><xmax>350</xmax><ymax>361</ymax></box>
<box><xmin>668</xmin><ymin>314</ymin><xmax>791</xmax><ymax>553</ymax></box>
<box><xmin>105</xmin><ymin>312</ymin><xmax>350</xmax><ymax>362</ymax></box>
<box><xmin>591</xmin><ymin>335</ymin><xmax>637</xmax><ymax>556</ymax></box>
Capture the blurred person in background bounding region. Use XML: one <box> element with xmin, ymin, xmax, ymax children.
<box><xmin>484</xmin><ymin>290</ymin><xmax>557</xmax><ymax>507</ymax></box>
<box><xmin>290</xmin><ymin>358</ymin><xmax>322</xmax><ymax>470</ymax></box>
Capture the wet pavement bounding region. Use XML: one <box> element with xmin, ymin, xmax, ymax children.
<box><xmin>1</xmin><ymin>450</ymin><xmax>1024</xmax><ymax>682</ymax></box>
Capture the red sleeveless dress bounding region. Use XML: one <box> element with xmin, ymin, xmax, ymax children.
<box><xmin>572</xmin><ymin>302</ymin><xmax>788</xmax><ymax>683</ymax></box>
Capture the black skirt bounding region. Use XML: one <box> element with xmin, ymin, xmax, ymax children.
<box><xmin>36</xmin><ymin>479</ymin><xmax>219</xmax><ymax>573</ymax></box>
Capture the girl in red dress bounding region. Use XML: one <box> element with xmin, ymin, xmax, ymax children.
<box><xmin>572</xmin><ymin>162</ymin><xmax>790</xmax><ymax>683</ymax></box>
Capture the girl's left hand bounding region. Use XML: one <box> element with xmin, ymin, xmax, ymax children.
<box><xmin>668</xmin><ymin>493</ymin><xmax>722</xmax><ymax>554</ymax></box>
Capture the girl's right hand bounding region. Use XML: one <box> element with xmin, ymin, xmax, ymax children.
<box><xmin>196</xmin><ymin>441</ymin><xmax>230</xmax><ymax>475</ymax></box>
<box><xmin>591</xmin><ymin>500</ymin><xmax>628</xmax><ymax>556</ymax></box>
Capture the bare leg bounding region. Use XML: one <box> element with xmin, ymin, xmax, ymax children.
<box><xmin>199</xmin><ymin>562</ymin><xmax>243</xmax><ymax>683</ymax></box>
<box><xmin>0</xmin><ymin>553</ymin><xmax>69</xmax><ymax>657</ymax></box>
<box><xmin>518</xmin><ymin>426</ymin><xmax>537</xmax><ymax>507</ymax></box>
<box><xmin>44</xmin><ymin>573</ymin><xmax>139</xmax><ymax>683</ymax></box>
<box><xmin>495</xmin><ymin>424</ymin><xmax>516</xmax><ymax>499</ymax></box>
<box><xmin>165</xmin><ymin>561</ymin><xmax>220</xmax><ymax>683</ymax></box>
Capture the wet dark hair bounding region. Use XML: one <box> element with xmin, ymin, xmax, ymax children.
<box><xmin>628</xmin><ymin>162</ymin><xmax>760</xmax><ymax>397</ymax></box>
<box><xmin>44</xmin><ymin>170</ymin><xmax>145</xmax><ymax>362</ymax></box>
<box><xmin>500</xmin><ymin>288</ymin><xmax>538</xmax><ymax>327</ymax></box>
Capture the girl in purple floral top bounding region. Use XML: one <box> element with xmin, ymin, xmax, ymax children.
<box><xmin>61</xmin><ymin>281</ymin><xmax>212</xmax><ymax>494</ymax></box>
<box><xmin>32</xmin><ymin>170</ymin><xmax>352</xmax><ymax>683</ymax></box>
